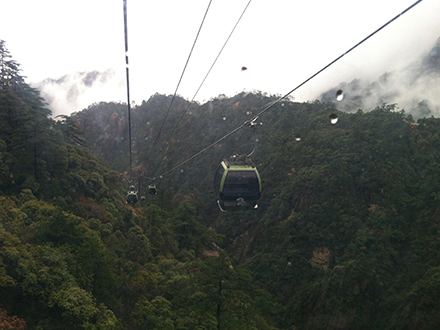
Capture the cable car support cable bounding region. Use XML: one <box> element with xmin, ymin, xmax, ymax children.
<box><xmin>148</xmin><ymin>0</ymin><xmax>423</xmax><ymax>181</ymax></box>
<box><xmin>149</xmin><ymin>0</ymin><xmax>214</xmax><ymax>165</ymax></box>
<box><xmin>246</xmin><ymin>0</ymin><xmax>424</xmax><ymax>125</ymax></box>
<box><xmin>156</xmin><ymin>0</ymin><xmax>253</xmax><ymax>172</ymax></box>
<box><xmin>123</xmin><ymin>0</ymin><xmax>134</xmax><ymax>182</ymax></box>
<box><xmin>123</xmin><ymin>0</ymin><xmax>140</xmax><ymax>204</ymax></box>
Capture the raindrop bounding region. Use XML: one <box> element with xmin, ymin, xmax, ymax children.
<box><xmin>255</xmin><ymin>138</ymin><xmax>259</xmax><ymax>143</ymax></box>
<box><xmin>329</xmin><ymin>113</ymin><xmax>338</xmax><ymax>124</ymax></box>
<box><xmin>246</xmin><ymin>111</ymin><xmax>251</xmax><ymax>115</ymax></box>
<box><xmin>336</xmin><ymin>89</ymin><xmax>344</xmax><ymax>101</ymax></box>
<box><xmin>159</xmin><ymin>175</ymin><xmax>163</xmax><ymax>179</ymax></box>
<box><xmin>294</xmin><ymin>133</ymin><xmax>301</xmax><ymax>142</ymax></box>
<box><xmin>281</xmin><ymin>103</ymin><xmax>285</xmax><ymax>107</ymax></box>
<box><xmin>223</xmin><ymin>117</ymin><xmax>226</xmax><ymax>121</ymax></box>
<box><xmin>180</xmin><ymin>169</ymin><xmax>184</xmax><ymax>173</ymax></box>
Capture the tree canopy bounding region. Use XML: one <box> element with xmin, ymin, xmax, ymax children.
<box><xmin>3</xmin><ymin>39</ymin><xmax>440</xmax><ymax>329</ymax></box>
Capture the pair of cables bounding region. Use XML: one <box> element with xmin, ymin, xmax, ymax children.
<box><xmin>148</xmin><ymin>0</ymin><xmax>252</xmax><ymax>179</ymax></box>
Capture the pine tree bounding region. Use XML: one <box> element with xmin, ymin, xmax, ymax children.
<box><xmin>0</xmin><ymin>40</ymin><xmax>56</xmax><ymax>192</ymax></box>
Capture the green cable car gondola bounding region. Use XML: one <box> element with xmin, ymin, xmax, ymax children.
<box><xmin>214</xmin><ymin>155</ymin><xmax>262</xmax><ymax>211</ymax></box>
<box><xmin>126</xmin><ymin>185</ymin><xmax>138</xmax><ymax>204</ymax></box>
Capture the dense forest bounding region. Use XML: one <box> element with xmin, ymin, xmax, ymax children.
<box><xmin>2</xmin><ymin>37</ymin><xmax>440</xmax><ymax>330</ymax></box>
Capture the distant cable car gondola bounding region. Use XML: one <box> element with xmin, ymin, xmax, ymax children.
<box><xmin>214</xmin><ymin>155</ymin><xmax>261</xmax><ymax>211</ymax></box>
<box><xmin>148</xmin><ymin>184</ymin><xmax>158</xmax><ymax>195</ymax></box>
<box><xmin>126</xmin><ymin>185</ymin><xmax>138</xmax><ymax>204</ymax></box>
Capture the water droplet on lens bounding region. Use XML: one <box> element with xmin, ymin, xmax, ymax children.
<box><xmin>329</xmin><ymin>113</ymin><xmax>338</xmax><ymax>124</ymax></box>
<box><xmin>336</xmin><ymin>89</ymin><xmax>344</xmax><ymax>101</ymax></box>
<box><xmin>294</xmin><ymin>133</ymin><xmax>301</xmax><ymax>142</ymax></box>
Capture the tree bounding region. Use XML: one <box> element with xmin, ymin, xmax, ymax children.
<box><xmin>0</xmin><ymin>39</ymin><xmax>56</xmax><ymax>192</ymax></box>
<box><xmin>131</xmin><ymin>296</ymin><xmax>175</xmax><ymax>330</ymax></box>
<box><xmin>0</xmin><ymin>308</ymin><xmax>26</xmax><ymax>330</ymax></box>
<box><xmin>0</xmin><ymin>39</ymin><xmax>23</xmax><ymax>87</ymax></box>
<box><xmin>191</xmin><ymin>252</ymin><xmax>278</xmax><ymax>330</ymax></box>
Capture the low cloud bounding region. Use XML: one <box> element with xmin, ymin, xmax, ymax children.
<box><xmin>321</xmin><ymin>37</ymin><xmax>440</xmax><ymax>119</ymax></box>
<box><xmin>32</xmin><ymin>37</ymin><xmax>440</xmax><ymax>121</ymax></box>
<box><xmin>32</xmin><ymin>68</ymin><xmax>126</xmax><ymax>117</ymax></box>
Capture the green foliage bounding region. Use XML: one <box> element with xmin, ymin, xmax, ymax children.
<box><xmin>132</xmin><ymin>296</ymin><xmax>175</xmax><ymax>330</ymax></box>
<box><xmin>68</xmin><ymin>93</ymin><xmax>440</xmax><ymax>329</ymax></box>
<box><xmin>0</xmin><ymin>42</ymin><xmax>283</xmax><ymax>329</ymax></box>
<box><xmin>172</xmin><ymin>201</ymin><xmax>217</xmax><ymax>254</ymax></box>
<box><xmin>5</xmin><ymin>37</ymin><xmax>440</xmax><ymax>329</ymax></box>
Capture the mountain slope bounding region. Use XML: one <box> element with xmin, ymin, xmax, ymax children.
<box><xmin>321</xmin><ymin>36</ymin><xmax>440</xmax><ymax>118</ymax></box>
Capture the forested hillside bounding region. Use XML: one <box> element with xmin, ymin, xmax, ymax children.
<box><xmin>0</xmin><ymin>41</ymin><xmax>277</xmax><ymax>329</ymax></box>
<box><xmin>3</xmin><ymin>36</ymin><xmax>440</xmax><ymax>330</ymax></box>
<box><xmin>73</xmin><ymin>89</ymin><xmax>440</xmax><ymax>330</ymax></box>
<box><xmin>320</xmin><ymin>37</ymin><xmax>440</xmax><ymax>119</ymax></box>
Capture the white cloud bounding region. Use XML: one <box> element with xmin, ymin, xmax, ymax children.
<box><xmin>32</xmin><ymin>69</ymin><xmax>126</xmax><ymax>117</ymax></box>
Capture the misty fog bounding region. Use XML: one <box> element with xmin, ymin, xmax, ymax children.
<box><xmin>33</xmin><ymin>36</ymin><xmax>440</xmax><ymax>120</ymax></box>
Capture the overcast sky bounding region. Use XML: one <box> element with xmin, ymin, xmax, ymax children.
<box><xmin>2</xmin><ymin>0</ymin><xmax>440</xmax><ymax>115</ymax></box>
